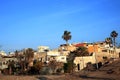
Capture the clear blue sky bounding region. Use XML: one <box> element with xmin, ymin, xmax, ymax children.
<box><xmin>0</xmin><ymin>0</ymin><xmax>120</xmax><ymax>52</ymax></box>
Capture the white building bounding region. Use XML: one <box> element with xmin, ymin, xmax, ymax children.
<box><xmin>47</xmin><ymin>51</ymin><xmax>60</xmax><ymax>56</ymax></box>
<box><xmin>8</xmin><ymin>52</ymin><xmax>15</xmax><ymax>56</ymax></box>
<box><xmin>38</xmin><ymin>46</ymin><xmax>49</xmax><ymax>52</ymax></box>
<box><xmin>0</xmin><ymin>51</ymin><xmax>7</xmax><ymax>56</ymax></box>
<box><xmin>47</xmin><ymin>50</ymin><xmax>67</xmax><ymax>63</ymax></box>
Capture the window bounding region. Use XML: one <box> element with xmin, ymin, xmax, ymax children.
<box><xmin>61</xmin><ymin>57</ymin><xmax>64</xmax><ymax>59</ymax></box>
<box><xmin>102</xmin><ymin>50</ymin><xmax>107</xmax><ymax>52</ymax></box>
<box><xmin>3</xmin><ymin>62</ymin><xmax>5</xmax><ymax>65</ymax></box>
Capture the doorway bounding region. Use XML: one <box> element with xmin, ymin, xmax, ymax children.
<box><xmin>77</xmin><ymin>64</ymin><xmax>80</xmax><ymax>71</ymax></box>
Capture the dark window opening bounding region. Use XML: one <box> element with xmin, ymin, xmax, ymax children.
<box><xmin>102</xmin><ymin>50</ymin><xmax>107</xmax><ymax>52</ymax></box>
<box><xmin>77</xmin><ymin>64</ymin><xmax>80</xmax><ymax>70</ymax></box>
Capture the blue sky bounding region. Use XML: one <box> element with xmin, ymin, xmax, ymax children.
<box><xmin>0</xmin><ymin>0</ymin><xmax>120</xmax><ymax>52</ymax></box>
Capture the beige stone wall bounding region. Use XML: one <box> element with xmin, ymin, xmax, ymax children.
<box><xmin>34</xmin><ymin>52</ymin><xmax>46</xmax><ymax>62</ymax></box>
<box><xmin>74</xmin><ymin>53</ymin><xmax>96</xmax><ymax>71</ymax></box>
<box><xmin>0</xmin><ymin>57</ymin><xmax>18</xmax><ymax>70</ymax></box>
<box><xmin>55</xmin><ymin>56</ymin><xmax>67</xmax><ymax>63</ymax></box>
<box><xmin>47</xmin><ymin>51</ymin><xmax>60</xmax><ymax>56</ymax></box>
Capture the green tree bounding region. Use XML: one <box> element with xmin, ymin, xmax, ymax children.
<box><xmin>8</xmin><ymin>60</ymin><xmax>15</xmax><ymax>75</ymax></box>
<box><xmin>15</xmin><ymin>50</ymin><xmax>19</xmax><ymax>60</ymax></box>
<box><xmin>67</xmin><ymin>46</ymin><xmax>89</xmax><ymax>72</ymax></box>
<box><xmin>23</xmin><ymin>48</ymin><xmax>34</xmax><ymax>70</ymax></box>
<box><xmin>68</xmin><ymin>46</ymin><xmax>89</xmax><ymax>61</ymax></box>
<box><xmin>110</xmin><ymin>30</ymin><xmax>118</xmax><ymax>48</ymax></box>
<box><xmin>28</xmin><ymin>61</ymin><xmax>43</xmax><ymax>74</ymax></box>
<box><xmin>48</xmin><ymin>60</ymin><xmax>64</xmax><ymax>73</ymax></box>
<box><xmin>110</xmin><ymin>30</ymin><xmax>118</xmax><ymax>58</ymax></box>
<box><xmin>74</xmin><ymin>47</ymin><xmax>89</xmax><ymax>56</ymax></box>
<box><xmin>62</xmin><ymin>30</ymin><xmax>72</xmax><ymax>45</ymax></box>
<box><xmin>24</xmin><ymin>48</ymin><xmax>34</xmax><ymax>61</ymax></box>
<box><xmin>63</xmin><ymin>61</ymin><xmax>75</xmax><ymax>73</ymax></box>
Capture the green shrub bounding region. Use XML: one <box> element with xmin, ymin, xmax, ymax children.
<box><xmin>63</xmin><ymin>61</ymin><xmax>75</xmax><ymax>73</ymax></box>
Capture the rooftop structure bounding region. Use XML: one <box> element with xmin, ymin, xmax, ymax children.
<box><xmin>38</xmin><ymin>46</ymin><xmax>49</xmax><ymax>52</ymax></box>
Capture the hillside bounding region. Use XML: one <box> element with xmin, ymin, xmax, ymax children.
<box><xmin>0</xmin><ymin>59</ymin><xmax>120</xmax><ymax>80</ymax></box>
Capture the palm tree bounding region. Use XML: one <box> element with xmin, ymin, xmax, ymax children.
<box><xmin>110</xmin><ymin>30</ymin><xmax>118</xmax><ymax>58</ymax></box>
<box><xmin>62</xmin><ymin>30</ymin><xmax>72</xmax><ymax>45</ymax></box>
<box><xmin>110</xmin><ymin>30</ymin><xmax>118</xmax><ymax>48</ymax></box>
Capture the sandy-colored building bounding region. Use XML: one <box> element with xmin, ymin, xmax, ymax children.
<box><xmin>0</xmin><ymin>56</ymin><xmax>18</xmax><ymax>70</ymax></box>
<box><xmin>74</xmin><ymin>53</ymin><xmax>96</xmax><ymax>71</ymax></box>
<box><xmin>0</xmin><ymin>51</ymin><xmax>7</xmax><ymax>56</ymax></box>
<box><xmin>87</xmin><ymin>44</ymin><xmax>99</xmax><ymax>53</ymax></box>
<box><xmin>46</xmin><ymin>50</ymin><xmax>67</xmax><ymax>63</ymax></box>
<box><xmin>38</xmin><ymin>46</ymin><xmax>49</xmax><ymax>52</ymax></box>
<box><xmin>59</xmin><ymin>44</ymin><xmax>76</xmax><ymax>51</ymax></box>
<box><xmin>34</xmin><ymin>52</ymin><xmax>47</xmax><ymax>62</ymax></box>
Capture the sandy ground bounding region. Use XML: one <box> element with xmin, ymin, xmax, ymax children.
<box><xmin>0</xmin><ymin>71</ymin><xmax>120</xmax><ymax>80</ymax></box>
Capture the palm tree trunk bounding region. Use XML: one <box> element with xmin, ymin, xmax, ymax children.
<box><xmin>66</xmin><ymin>40</ymin><xmax>68</xmax><ymax>45</ymax></box>
<box><xmin>113</xmin><ymin>37</ymin><xmax>116</xmax><ymax>58</ymax></box>
<box><xmin>113</xmin><ymin>37</ymin><xmax>115</xmax><ymax>49</ymax></box>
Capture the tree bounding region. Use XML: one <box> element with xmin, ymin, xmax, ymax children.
<box><xmin>67</xmin><ymin>46</ymin><xmax>89</xmax><ymax>72</ymax></box>
<box><xmin>110</xmin><ymin>30</ymin><xmax>118</xmax><ymax>58</ymax></box>
<box><xmin>8</xmin><ymin>60</ymin><xmax>15</xmax><ymax>75</ymax></box>
<box><xmin>14</xmin><ymin>50</ymin><xmax>23</xmax><ymax>61</ymax></box>
<box><xmin>24</xmin><ymin>48</ymin><xmax>34</xmax><ymax>61</ymax></box>
<box><xmin>62</xmin><ymin>30</ymin><xmax>72</xmax><ymax>45</ymax></box>
<box><xmin>48</xmin><ymin>60</ymin><xmax>64</xmax><ymax>73</ymax></box>
<box><xmin>68</xmin><ymin>46</ymin><xmax>89</xmax><ymax>61</ymax></box>
<box><xmin>63</xmin><ymin>61</ymin><xmax>75</xmax><ymax>73</ymax></box>
<box><xmin>28</xmin><ymin>61</ymin><xmax>43</xmax><ymax>74</ymax></box>
<box><xmin>48</xmin><ymin>60</ymin><xmax>58</xmax><ymax>73</ymax></box>
<box><xmin>74</xmin><ymin>47</ymin><xmax>89</xmax><ymax>56</ymax></box>
<box><xmin>110</xmin><ymin>30</ymin><xmax>118</xmax><ymax>48</ymax></box>
<box><xmin>23</xmin><ymin>48</ymin><xmax>34</xmax><ymax>69</ymax></box>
